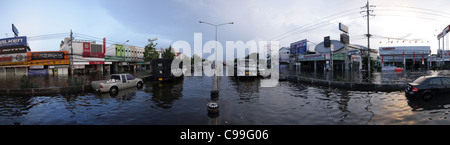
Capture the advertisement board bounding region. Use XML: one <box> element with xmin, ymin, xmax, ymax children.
<box><xmin>290</xmin><ymin>39</ymin><xmax>307</xmax><ymax>55</ymax></box>
<box><xmin>0</xmin><ymin>36</ymin><xmax>27</xmax><ymax>48</ymax></box>
<box><xmin>0</xmin><ymin>53</ymin><xmax>27</xmax><ymax>66</ymax></box>
<box><xmin>28</xmin><ymin>51</ymin><xmax>69</xmax><ymax>66</ymax></box>
<box><xmin>29</xmin><ymin>51</ymin><xmax>67</xmax><ymax>60</ymax></box>
<box><xmin>0</xmin><ymin>47</ymin><xmax>27</xmax><ymax>54</ymax></box>
<box><xmin>83</xmin><ymin>43</ymin><xmax>105</xmax><ymax>58</ymax></box>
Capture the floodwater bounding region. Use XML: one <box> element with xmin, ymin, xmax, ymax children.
<box><xmin>1</xmin><ymin>71</ymin><xmax>450</xmax><ymax>125</ymax></box>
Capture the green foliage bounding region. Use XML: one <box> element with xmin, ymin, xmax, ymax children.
<box><xmin>20</xmin><ymin>75</ymin><xmax>40</xmax><ymax>89</ymax></box>
<box><xmin>162</xmin><ymin>45</ymin><xmax>176</xmax><ymax>59</ymax></box>
<box><xmin>143</xmin><ymin>42</ymin><xmax>160</xmax><ymax>62</ymax></box>
<box><xmin>67</xmin><ymin>75</ymin><xmax>87</xmax><ymax>86</ymax></box>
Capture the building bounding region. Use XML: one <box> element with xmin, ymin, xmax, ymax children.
<box><xmin>296</xmin><ymin>39</ymin><xmax>377</xmax><ymax>71</ymax></box>
<box><xmin>27</xmin><ymin>51</ymin><xmax>70</xmax><ymax>75</ymax></box>
<box><xmin>379</xmin><ymin>46</ymin><xmax>430</xmax><ymax>70</ymax></box>
<box><xmin>279</xmin><ymin>47</ymin><xmax>290</xmax><ymax>64</ymax></box>
<box><xmin>0</xmin><ymin>36</ymin><xmax>31</xmax><ymax>76</ymax></box>
<box><xmin>60</xmin><ymin>37</ymin><xmax>108</xmax><ymax>74</ymax></box>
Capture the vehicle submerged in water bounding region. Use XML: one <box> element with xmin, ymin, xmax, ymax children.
<box><xmin>152</xmin><ymin>58</ymin><xmax>185</xmax><ymax>82</ymax></box>
<box><xmin>91</xmin><ymin>74</ymin><xmax>144</xmax><ymax>94</ymax></box>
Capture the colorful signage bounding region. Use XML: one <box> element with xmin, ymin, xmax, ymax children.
<box><xmin>0</xmin><ymin>36</ymin><xmax>27</xmax><ymax>48</ymax></box>
<box><xmin>30</xmin><ymin>52</ymin><xmax>66</xmax><ymax>60</ymax></box>
<box><xmin>290</xmin><ymin>39</ymin><xmax>307</xmax><ymax>55</ymax></box>
<box><xmin>27</xmin><ymin>51</ymin><xmax>69</xmax><ymax>66</ymax></box>
<box><xmin>0</xmin><ymin>53</ymin><xmax>27</xmax><ymax>66</ymax></box>
<box><xmin>82</xmin><ymin>43</ymin><xmax>105</xmax><ymax>58</ymax></box>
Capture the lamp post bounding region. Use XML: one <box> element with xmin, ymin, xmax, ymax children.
<box><xmin>199</xmin><ymin>21</ymin><xmax>233</xmax><ymax>98</ymax></box>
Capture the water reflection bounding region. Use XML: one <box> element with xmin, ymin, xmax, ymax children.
<box><xmin>149</xmin><ymin>78</ymin><xmax>184</xmax><ymax>109</ymax></box>
<box><xmin>407</xmin><ymin>95</ymin><xmax>450</xmax><ymax>111</ymax></box>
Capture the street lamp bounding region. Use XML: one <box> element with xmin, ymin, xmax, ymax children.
<box><xmin>122</xmin><ymin>40</ymin><xmax>129</xmax><ymax>45</ymax></box>
<box><xmin>199</xmin><ymin>20</ymin><xmax>234</xmax><ymax>98</ymax></box>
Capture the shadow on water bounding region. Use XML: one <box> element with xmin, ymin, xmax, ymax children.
<box><xmin>146</xmin><ymin>78</ymin><xmax>184</xmax><ymax>109</ymax></box>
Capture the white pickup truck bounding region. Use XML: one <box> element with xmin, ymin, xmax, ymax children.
<box><xmin>91</xmin><ymin>74</ymin><xmax>144</xmax><ymax>94</ymax></box>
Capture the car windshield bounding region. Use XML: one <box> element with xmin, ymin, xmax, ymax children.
<box><xmin>413</xmin><ymin>77</ymin><xmax>427</xmax><ymax>84</ymax></box>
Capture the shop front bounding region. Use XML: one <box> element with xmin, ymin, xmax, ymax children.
<box><xmin>27</xmin><ymin>51</ymin><xmax>70</xmax><ymax>76</ymax></box>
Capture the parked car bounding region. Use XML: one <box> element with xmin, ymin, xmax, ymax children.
<box><xmin>405</xmin><ymin>76</ymin><xmax>450</xmax><ymax>101</ymax></box>
<box><xmin>91</xmin><ymin>74</ymin><xmax>144</xmax><ymax>94</ymax></box>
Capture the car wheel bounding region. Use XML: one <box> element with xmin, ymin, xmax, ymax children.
<box><xmin>422</xmin><ymin>93</ymin><xmax>433</xmax><ymax>101</ymax></box>
<box><xmin>137</xmin><ymin>82</ymin><xmax>143</xmax><ymax>88</ymax></box>
<box><xmin>110</xmin><ymin>87</ymin><xmax>118</xmax><ymax>95</ymax></box>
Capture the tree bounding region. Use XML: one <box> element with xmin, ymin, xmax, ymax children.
<box><xmin>162</xmin><ymin>45</ymin><xmax>176</xmax><ymax>59</ymax></box>
<box><xmin>143</xmin><ymin>42</ymin><xmax>160</xmax><ymax>62</ymax></box>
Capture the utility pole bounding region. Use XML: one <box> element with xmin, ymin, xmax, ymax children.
<box><xmin>70</xmin><ymin>29</ymin><xmax>74</xmax><ymax>77</ymax></box>
<box><xmin>361</xmin><ymin>0</ymin><xmax>375</xmax><ymax>78</ymax></box>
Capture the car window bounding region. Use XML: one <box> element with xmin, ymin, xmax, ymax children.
<box><xmin>429</xmin><ymin>78</ymin><xmax>442</xmax><ymax>85</ymax></box>
<box><xmin>443</xmin><ymin>78</ymin><xmax>450</xmax><ymax>85</ymax></box>
<box><xmin>126</xmin><ymin>75</ymin><xmax>135</xmax><ymax>80</ymax></box>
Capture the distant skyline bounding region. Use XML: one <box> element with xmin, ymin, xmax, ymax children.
<box><xmin>1</xmin><ymin>0</ymin><xmax>450</xmax><ymax>60</ymax></box>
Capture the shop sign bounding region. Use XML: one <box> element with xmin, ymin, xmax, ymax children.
<box><xmin>0</xmin><ymin>56</ymin><xmax>12</xmax><ymax>62</ymax></box>
<box><xmin>73</xmin><ymin>65</ymin><xmax>85</xmax><ymax>69</ymax></box>
<box><xmin>0</xmin><ymin>36</ymin><xmax>27</xmax><ymax>48</ymax></box>
<box><xmin>30</xmin><ymin>52</ymin><xmax>66</xmax><ymax>60</ymax></box>
<box><xmin>0</xmin><ymin>47</ymin><xmax>27</xmax><ymax>54</ymax></box>
<box><xmin>89</xmin><ymin>61</ymin><xmax>104</xmax><ymax>65</ymax></box>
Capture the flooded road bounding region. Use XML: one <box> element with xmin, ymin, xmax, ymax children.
<box><xmin>1</xmin><ymin>74</ymin><xmax>450</xmax><ymax>125</ymax></box>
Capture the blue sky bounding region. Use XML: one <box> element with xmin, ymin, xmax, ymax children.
<box><xmin>1</xmin><ymin>0</ymin><xmax>450</xmax><ymax>60</ymax></box>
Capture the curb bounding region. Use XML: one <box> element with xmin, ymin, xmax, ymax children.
<box><xmin>287</xmin><ymin>75</ymin><xmax>406</xmax><ymax>92</ymax></box>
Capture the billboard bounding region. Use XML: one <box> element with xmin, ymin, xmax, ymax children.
<box><xmin>0</xmin><ymin>36</ymin><xmax>27</xmax><ymax>48</ymax></box>
<box><xmin>0</xmin><ymin>53</ymin><xmax>27</xmax><ymax>66</ymax></box>
<box><xmin>82</xmin><ymin>43</ymin><xmax>105</xmax><ymax>58</ymax></box>
<box><xmin>290</xmin><ymin>39</ymin><xmax>307</xmax><ymax>55</ymax></box>
<box><xmin>29</xmin><ymin>51</ymin><xmax>67</xmax><ymax>60</ymax></box>
<box><xmin>27</xmin><ymin>51</ymin><xmax>69</xmax><ymax>66</ymax></box>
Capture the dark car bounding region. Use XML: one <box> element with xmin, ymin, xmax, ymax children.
<box><xmin>405</xmin><ymin>76</ymin><xmax>450</xmax><ymax>101</ymax></box>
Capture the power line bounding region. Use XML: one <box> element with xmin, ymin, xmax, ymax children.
<box><xmin>269</xmin><ymin>7</ymin><xmax>361</xmax><ymax>41</ymax></box>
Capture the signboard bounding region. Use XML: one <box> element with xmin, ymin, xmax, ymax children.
<box><xmin>89</xmin><ymin>61</ymin><xmax>104</xmax><ymax>65</ymax></box>
<box><xmin>83</xmin><ymin>43</ymin><xmax>105</xmax><ymax>58</ymax></box>
<box><xmin>290</xmin><ymin>39</ymin><xmax>307</xmax><ymax>55</ymax></box>
<box><xmin>0</xmin><ymin>36</ymin><xmax>27</xmax><ymax>48</ymax></box>
<box><xmin>324</xmin><ymin>36</ymin><xmax>330</xmax><ymax>48</ymax></box>
<box><xmin>30</xmin><ymin>51</ymin><xmax>66</xmax><ymax>60</ymax></box>
<box><xmin>339</xmin><ymin>23</ymin><xmax>348</xmax><ymax>33</ymax></box>
<box><xmin>348</xmin><ymin>49</ymin><xmax>360</xmax><ymax>55</ymax></box>
<box><xmin>12</xmin><ymin>24</ymin><xmax>19</xmax><ymax>37</ymax></box>
<box><xmin>340</xmin><ymin>33</ymin><xmax>349</xmax><ymax>44</ymax></box>
<box><xmin>28</xmin><ymin>51</ymin><xmax>69</xmax><ymax>66</ymax></box>
<box><xmin>0</xmin><ymin>47</ymin><xmax>27</xmax><ymax>54</ymax></box>
<box><xmin>0</xmin><ymin>53</ymin><xmax>27</xmax><ymax>66</ymax></box>
<box><xmin>73</xmin><ymin>65</ymin><xmax>85</xmax><ymax>69</ymax></box>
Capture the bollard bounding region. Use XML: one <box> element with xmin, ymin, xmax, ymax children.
<box><xmin>211</xmin><ymin>90</ymin><xmax>219</xmax><ymax>100</ymax></box>
<box><xmin>207</xmin><ymin>102</ymin><xmax>219</xmax><ymax>118</ymax></box>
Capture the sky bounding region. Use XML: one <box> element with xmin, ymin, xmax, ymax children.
<box><xmin>1</xmin><ymin>0</ymin><xmax>450</xmax><ymax>61</ymax></box>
